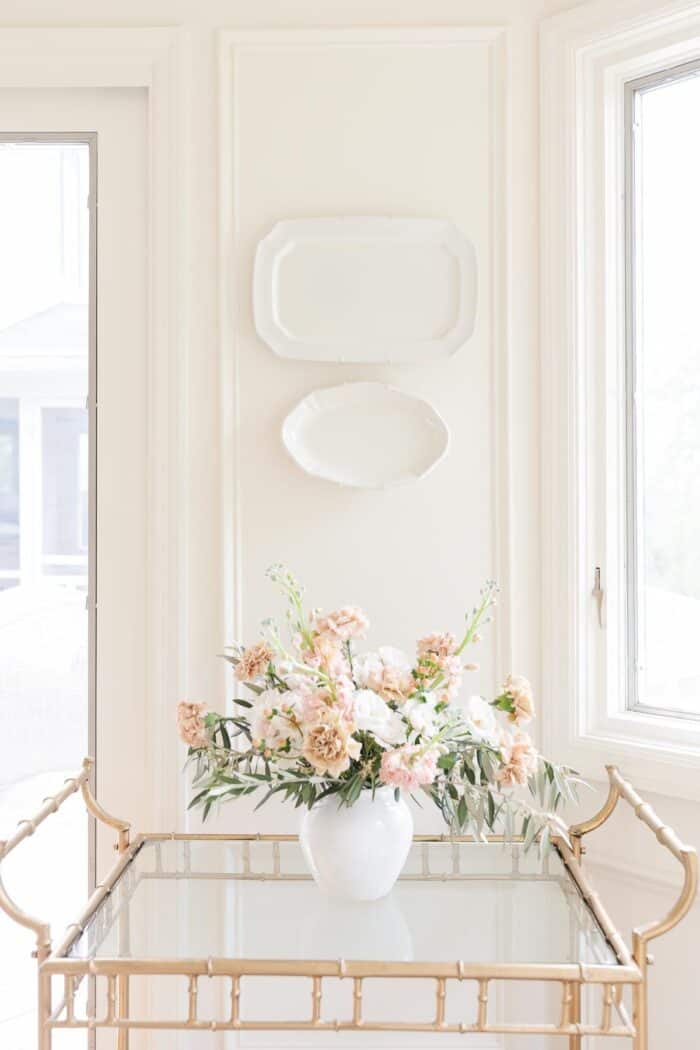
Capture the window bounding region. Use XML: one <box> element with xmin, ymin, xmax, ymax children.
<box><xmin>626</xmin><ymin>63</ymin><xmax>700</xmax><ymax>719</ymax></box>
<box><xmin>541</xmin><ymin>1</ymin><xmax>700</xmax><ymax>797</ymax></box>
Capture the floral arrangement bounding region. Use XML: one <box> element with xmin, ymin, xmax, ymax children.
<box><xmin>178</xmin><ymin>566</ymin><xmax>580</xmax><ymax>850</ymax></box>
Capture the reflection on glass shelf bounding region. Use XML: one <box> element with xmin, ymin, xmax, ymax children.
<box><xmin>69</xmin><ymin>839</ymin><xmax>616</xmax><ymax>967</ymax></box>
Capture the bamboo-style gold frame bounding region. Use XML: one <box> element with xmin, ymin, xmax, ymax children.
<box><xmin>0</xmin><ymin>760</ymin><xmax>695</xmax><ymax>1048</ymax></box>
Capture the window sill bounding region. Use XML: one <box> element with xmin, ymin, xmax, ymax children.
<box><xmin>556</xmin><ymin>717</ymin><xmax>700</xmax><ymax>803</ymax></box>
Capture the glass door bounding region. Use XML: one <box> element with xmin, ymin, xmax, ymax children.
<box><xmin>0</xmin><ymin>137</ymin><xmax>94</xmax><ymax>1050</ymax></box>
<box><xmin>0</xmin><ymin>136</ymin><xmax>94</xmax><ymax>1049</ymax></box>
<box><xmin>0</xmin><ymin>83</ymin><xmax>150</xmax><ymax>1050</ymax></box>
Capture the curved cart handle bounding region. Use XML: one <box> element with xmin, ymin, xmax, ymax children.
<box><xmin>569</xmin><ymin>765</ymin><xmax>697</xmax><ymax>948</ymax></box>
<box><xmin>0</xmin><ymin>757</ymin><xmax>130</xmax><ymax>963</ymax></box>
<box><xmin>569</xmin><ymin>765</ymin><xmax>697</xmax><ymax>1050</ymax></box>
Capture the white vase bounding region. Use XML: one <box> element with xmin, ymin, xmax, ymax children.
<box><xmin>299</xmin><ymin>787</ymin><xmax>413</xmax><ymax>901</ymax></box>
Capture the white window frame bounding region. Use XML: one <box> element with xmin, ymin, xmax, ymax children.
<box><xmin>541</xmin><ymin>0</ymin><xmax>700</xmax><ymax>800</ymax></box>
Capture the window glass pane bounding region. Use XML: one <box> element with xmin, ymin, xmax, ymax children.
<box><xmin>0</xmin><ymin>397</ymin><xmax>19</xmax><ymax>571</ymax></box>
<box><xmin>0</xmin><ymin>140</ymin><xmax>90</xmax><ymax>1049</ymax></box>
<box><xmin>42</xmin><ymin>406</ymin><xmax>88</xmax><ymax>578</ymax></box>
<box><xmin>632</xmin><ymin>72</ymin><xmax>700</xmax><ymax>715</ymax></box>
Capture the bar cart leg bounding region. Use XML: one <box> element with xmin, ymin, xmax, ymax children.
<box><xmin>569</xmin><ymin>982</ymin><xmax>581</xmax><ymax>1050</ymax></box>
<box><xmin>632</xmin><ymin>934</ymin><xmax>647</xmax><ymax>1050</ymax></box>
<box><xmin>38</xmin><ymin>965</ymin><xmax>51</xmax><ymax>1050</ymax></box>
<box><xmin>117</xmin><ymin>973</ymin><xmax>130</xmax><ymax>1050</ymax></box>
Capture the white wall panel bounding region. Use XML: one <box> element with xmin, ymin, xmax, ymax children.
<box><xmin>220</xmin><ymin>36</ymin><xmax>508</xmax><ymax>829</ymax></box>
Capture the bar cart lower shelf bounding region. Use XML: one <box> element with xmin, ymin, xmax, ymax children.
<box><xmin>0</xmin><ymin>760</ymin><xmax>695</xmax><ymax>1048</ymax></box>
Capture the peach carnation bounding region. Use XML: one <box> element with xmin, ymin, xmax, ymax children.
<box><xmin>176</xmin><ymin>701</ymin><xmax>209</xmax><ymax>749</ymax></box>
<box><xmin>314</xmin><ymin>606</ymin><xmax>369</xmax><ymax>642</ymax></box>
<box><xmin>302</xmin><ymin>714</ymin><xmax>361</xmax><ymax>778</ymax></box>
<box><xmin>369</xmin><ymin>664</ymin><xmax>415</xmax><ymax>704</ymax></box>
<box><xmin>235</xmin><ymin>642</ymin><xmax>273</xmax><ymax>682</ymax></box>
<box><xmin>416</xmin><ymin>635</ymin><xmax>463</xmax><ymax>697</ymax></box>
<box><xmin>497</xmin><ymin>730</ymin><xmax>538</xmax><ymax>787</ymax></box>
<box><xmin>304</xmin><ymin>631</ymin><xmax>350</xmax><ymax>679</ymax></box>
<box><xmin>417</xmin><ymin>632</ymin><xmax>457</xmax><ymax>663</ymax></box>
<box><xmin>502</xmin><ymin>673</ymin><xmax>535</xmax><ymax>725</ymax></box>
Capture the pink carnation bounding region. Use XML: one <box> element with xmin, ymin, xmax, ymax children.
<box><xmin>301</xmin><ymin>680</ymin><xmax>356</xmax><ymax>725</ymax></box>
<box><xmin>379</xmin><ymin>744</ymin><xmax>439</xmax><ymax>790</ymax></box>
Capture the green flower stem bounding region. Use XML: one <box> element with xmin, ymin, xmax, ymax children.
<box><xmin>455</xmin><ymin>581</ymin><xmax>497</xmax><ymax>657</ymax></box>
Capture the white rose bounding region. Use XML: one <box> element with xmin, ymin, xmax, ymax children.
<box><xmin>354</xmin><ymin>652</ymin><xmax>383</xmax><ymax>688</ymax></box>
<box><xmin>402</xmin><ymin>694</ymin><xmax>439</xmax><ymax>736</ymax></box>
<box><xmin>453</xmin><ymin>694</ymin><xmax>498</xmax><ymax>743</ymax></box>
<box><xmin>377</xmin><ymin>646</ymin><xmax>412</xmax><ymax>671</ymax></box>
<box><xmin>353</xmin><ymin>689</ymin><xmax>407</xmax><ymax>746</ymax></box>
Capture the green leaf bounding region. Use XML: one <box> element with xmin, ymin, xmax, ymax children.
<box><xmin>523</xmin><ymin>816</ymin><xmax>539</xmax><ymax>852</ymax></box>
<box><xmin>187</xmin><ymin>788</ymin><xmax>210</xmax><ymax>810</ymax></box>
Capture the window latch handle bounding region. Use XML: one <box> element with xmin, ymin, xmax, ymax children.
<box><xmin>592</xmin><ymin>567</ymin><xmax>605</xmax><ymax>628</ymax></box>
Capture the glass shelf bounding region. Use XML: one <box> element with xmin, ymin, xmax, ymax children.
<box><xmin>68</xmin><ymin>837</ymin><xmax>616</xmax><ymax>967</ymax></box>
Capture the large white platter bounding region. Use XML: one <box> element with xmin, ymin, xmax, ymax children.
<box><xmin>281</xmin><ymin>382</ymin><xmax>449</xmax><ymax>488</ymax></box>
<box><xmin>254</xmin><ymin>218</ymin><xmax>477</xmax><ymax>364</ymax></box>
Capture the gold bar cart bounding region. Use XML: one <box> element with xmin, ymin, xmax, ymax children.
<box><xmin>0</xmin><ymin>759</ymin><xmax>695</xmax><ymax>1047</ymax></box>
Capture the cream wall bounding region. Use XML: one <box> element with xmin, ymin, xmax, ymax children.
<box><xmin>1</xmin><ymin>0</ymin><xmax>697</xmax><ymax>1047</ymax></box>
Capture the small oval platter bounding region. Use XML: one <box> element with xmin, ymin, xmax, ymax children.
<box><xmin>281</xmin><ymin>382</ymin><xmax>449</xmax><ymax>489</ymax></box>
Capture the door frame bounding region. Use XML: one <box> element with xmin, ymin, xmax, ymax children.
<box><xmin>0</xmin><ymin>28</ymin><xmax>188</xmax><ymax>833</ymax></box>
